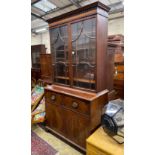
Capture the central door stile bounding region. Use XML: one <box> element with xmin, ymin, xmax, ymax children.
<box><xmin>68</xmin><ymin>23</ymin><xmax>73</xmax><ymax>87</ymax></box>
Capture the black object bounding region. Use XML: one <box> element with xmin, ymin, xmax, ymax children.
<box><xmin>101</xmin><ymin>99</ymin><xmax>124</xmax><ymax>144</ymax></box>
<box><xmin>102</xmin><ymin>114</ymin><xmax>118</xmax><ymax>136</ymax></box>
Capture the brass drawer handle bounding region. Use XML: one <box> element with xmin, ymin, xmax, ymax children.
<box><xmin>72</xmin><ymin>102</ymin><xmax>78</xmax><ymax>109</ymax></box>
<box><xmin>51</xmin><ymin>95</ymin><xmax>56</xmax><ymax>101</ymax></box>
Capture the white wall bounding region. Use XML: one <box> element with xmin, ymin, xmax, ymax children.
<box><xmin>40</xmin><ymin>31</ymin><xmax>51</xmax><ymax>53</ymax></box>
<box><xmin>31</xmin><ymin>31</ymin><xmax>50</xmax><ymax>53</ymax></box>
<box><xmin>31</xmin><ymin>33</ymin><xmax>42</xmax><ymax>45</ymax></box>
<box><xmin>31</xmin><ymin>17</ymin><xmax>124</xmax><ymax>53</ymax></box>
<box><xmin>108</xmin><ymin>17</ymin><xmax>124</xmax><ymax>35</ymax></box>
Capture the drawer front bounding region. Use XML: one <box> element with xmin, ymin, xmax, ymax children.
<box><xmin>62</xmin><ymin>95</ymin><xmax>90</xmax><ymax>115</ymax></box>
<box><xmin>45</xmin><ymin>90</ymin><xmax>62</xmax><ymax>105</ymax></box>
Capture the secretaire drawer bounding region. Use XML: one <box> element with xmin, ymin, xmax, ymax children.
<box><xmin>62</xmin><ymin>95</ymin><xmax>90</xmax><ymax>115</ymax></box>
<box><xmin>45</xmin><ymin>90</ymin><xmax>62</xmax><ymax>105</ymax></box>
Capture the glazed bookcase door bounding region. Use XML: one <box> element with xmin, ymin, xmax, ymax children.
<box><xmin>71</xmin><ymin>18</ymin><xmax>96</xmax><ymax>90</ymax></box>
<box><xmin>50</xmin><ymin>25</ymin><xmax>69</xmax><ymax>85</ymax></box>
<box><xmin>32</xmin><ymin>51</ymin><xmax>40</xmax><ymax>69</ymax></box>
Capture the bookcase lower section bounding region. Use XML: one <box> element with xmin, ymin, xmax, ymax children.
<box><xmin>45</xmin><ymin>85</ymin><xmax>108</xmax><ymax>150</ymax></box>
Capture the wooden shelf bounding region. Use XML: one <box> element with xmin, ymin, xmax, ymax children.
<box><xmin>72</xmin><ymin>47</ymin><xmax>96</xmax><ymax>51</ymax></box>
<box><xmin>52</xmin><ymin>62</ymin><xmax>96</xmax><ymax>67</ymax></box>
<box><xmin>55</xmin><ymin>76</ymin><xmax>69</xmax><ymax>80</ymax></box>
<box><xmin>72</xmin><ymin>62</ymin><xmax>96</xmax><ymax>67</ymax></box>
<box><xmin>52</xmin><ymin>62</ymin><xmax>69</xmax><ymax>66</ymax></box>
<box><xmin>55</xmin><ymin>50</ymin><xmax>68</xmax><ymax>52</ymax></box>
<box><xmin>55</xmin><ymin>61</ymin><xmax>69</xmax><ymax>63</ymax></box>
<box><xmin>74</xmin><ymin>78</ymin><xmax>95</xmax><ymax>84</ymax></box>
<box><xmin>55</xmin><ymin>76</ymin><xmax>95</xmax><ymax>84</ymax></box>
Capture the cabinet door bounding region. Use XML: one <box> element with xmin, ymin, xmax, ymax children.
<box><xmin>45</xmin><ymin>101</ymin><xmax>65</xmax><ymax>134</ymax></box>
<box><xmin>50</xmin><ymin>25</ymin><xmax>69</xmax><ymax>85</ymax></box>
<box><xmin>31</xmin><ymin>51</ymin><xmax>40</xmax><ymax>69</ymax></box>
<box><xmin>71</xmin><ymin>18</ymin><xmax>96</xmax><ymax>90</ymax></box>
<box><xmin>62</xmin><ymin>107</ymin><xmax>90</xmax><ymax>148</ymax></box>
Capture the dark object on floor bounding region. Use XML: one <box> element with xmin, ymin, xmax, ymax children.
<box><xmin>31</xmin><ymin>131</ymin><xmax>58</xmax><ymax>155</ymax></box>
<box><xmin>101</xmin><ymin>99</ymin><xmax>124</xmax><ymax>144</ymax></box>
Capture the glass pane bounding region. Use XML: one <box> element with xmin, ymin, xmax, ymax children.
<box><xmin>71</xmin><ymin>18</ymin><xmax>96</xmax><ymax>90</ymax></box>
<box><xmin>32</xmin><ymin>51</ymin><xmax>40</xmax><ymax>68</ymax></box>
<box><xmin>50</xmin><ymin>25</ymin><xmax>69</xmax><ymax>85</ymax></box>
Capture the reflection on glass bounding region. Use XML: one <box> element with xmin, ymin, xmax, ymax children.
<box><xmin>71</xmin><ymin>18</ymin><xmax>96</xmax><ymax>90</ymax></box>
<box><xmin>50</xmin><ymin>25</ymin><xmax>69</xmax><ymax>85</ymax></box>
<box><xmin>32</xmin><ymin>52</ymin><xmax>40</xmax><ymax>68</ymax></box>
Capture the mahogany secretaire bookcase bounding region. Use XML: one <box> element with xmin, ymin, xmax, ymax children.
<box><xmin>44</xmin><ymin>1</ymin><xmax>110</xmax><ymax>152</ymax></box>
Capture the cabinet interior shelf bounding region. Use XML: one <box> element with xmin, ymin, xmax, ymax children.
<box><xmin>55</xmin><ymin>50</ymin><xmax>68</xmax><ymax>52</ymax></box>
<box><xmin>55</xmin><ymin>48</ymin><xmax>95</xmax><ymax>52</ymax></box>
<box><xmin>55</xmin><ymin>76</ymin><xmax>95</xmax><ymax>84</ymax></box>
<box><xmin>72</xmin><ymin>48</ymin><xmax>96</xmax><ymax>51</ymax></box>
<box><xmin>53</xmin><ymin>62</ymin><xmax>96</xmax><ymax>66</ymax></box>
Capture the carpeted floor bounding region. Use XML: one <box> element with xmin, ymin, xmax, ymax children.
<box><xmin>32</xmin><ymin>125</ymin><xmax>84</xmax><ymax>155</ymax></box>
<box><xmin>32</xmin><ymin>131</ymin><xmax>59</xmax><ymax>155</ymax></box>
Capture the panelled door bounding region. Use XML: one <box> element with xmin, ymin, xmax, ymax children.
<box><xmin>50</xmin><ymin>17</ymin><xmax>97</xmax><ymax>91</ymax></box>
